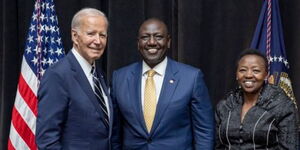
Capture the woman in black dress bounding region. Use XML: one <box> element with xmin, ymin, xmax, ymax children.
<box><xmin>215</xmin><ymin>49</ymin><xmax>299</xmax><ymax>149</ymax></box>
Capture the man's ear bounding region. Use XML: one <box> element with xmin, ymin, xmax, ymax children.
<box><xmin>167</xmin><ymin>35</ymin><xmax>171</xmax><ymax>49</ymax></box>
<box><xmin>137</xmin><ymin>38</ymin><xmax>140</xmax><ymax>50</ymax></box>
<box><xmin>71</xmin><ymin>29</ymin><xmax>78</xmax><ymax>45</ymax></box>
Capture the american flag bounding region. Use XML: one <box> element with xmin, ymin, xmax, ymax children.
<box><xmin>251</xmin><ymin>0</ymin><xmax>296</xmax><ymax>105</ymax></box>
<box><xmin>8</xmin><ymin>0</ymin><xmax>64</xmax><ymax>149</ymax></box>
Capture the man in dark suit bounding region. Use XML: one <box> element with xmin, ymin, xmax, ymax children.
<box><xmin>111</xmin><ymin>18</ymin><xmax>215</xmax><ymax>149</ymax></box>
<box><xmin>36</xmin><ymin>8</ymin><xmax>113</xmax><ymax>150</ymax></box>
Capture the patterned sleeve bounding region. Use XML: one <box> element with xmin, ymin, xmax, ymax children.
<box><xmin>215</xmin><ymin>100</ymin><xmax>226</xmax><ymax>150</ymax></box>
<box><xmin>276</xmin><ymin>97</ymin><xmax>299</xmax><ymax>149</ymax></box>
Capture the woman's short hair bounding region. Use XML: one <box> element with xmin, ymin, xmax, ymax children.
<box><xmin>237</xmin><ymin>48</ymin><xmax>268</xmax><ymax>72</ymax></box>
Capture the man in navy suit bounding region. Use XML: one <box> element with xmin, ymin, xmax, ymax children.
<box><xmin>111</xmin><ymin>18</ymin><xmax>215</xmax><ymax>149</ymax></box>
<box><xmin>36</xmin><ymin>8</ymin><xmax>113</xmax><ymax>150</ymax></box>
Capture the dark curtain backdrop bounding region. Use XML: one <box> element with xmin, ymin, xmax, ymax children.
<box><xmin>1</xmin><ymin>0</ymin><xmax>300</xmax><ymax>149</ymax></box>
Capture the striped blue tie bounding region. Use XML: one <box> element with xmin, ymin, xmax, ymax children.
<box><xmin>92</xmin><ymin>66</ymin><xmax>109</xmax><ymax>128</ymax></box>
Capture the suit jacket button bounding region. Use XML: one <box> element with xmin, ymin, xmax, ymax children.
<box><xmin>147</xmin><ymin>138</ymin><xmax>152</xmax><ymax>143</ymax></box>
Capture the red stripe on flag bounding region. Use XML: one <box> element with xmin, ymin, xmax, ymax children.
<box><xmin>7</xmin><ymin>139</ymin><xmax>16</xmax><ymax>150</ymax></box>
<box><xmin>11</xmin><ymin>106</ymin><xmax>37</xmax><ymax>150</ymax></box>
<box><xmin>18</xmin><ymin>74</ymin><xmax>38</xmax><ymax>116</ymax></box>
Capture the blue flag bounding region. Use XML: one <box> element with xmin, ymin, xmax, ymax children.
<box><xmin>8</xmin><ymin>0</ymin><xmax>64</xmax><ymax>149</ymax></box>
<box><xmin>250</xmin><ymin>0</ymin><xmax>296</xmax><ymax>104</ymax></box>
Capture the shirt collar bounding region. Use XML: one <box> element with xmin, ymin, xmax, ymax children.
<box><xmin>72</xmin><ymin>48</ymin><xmax>94</xmax><ymax>76</ymax></box>
<box><xmin>142</xmin><ymin>57</ymin><xmax>168</xmax><ymax>76</ymax></box>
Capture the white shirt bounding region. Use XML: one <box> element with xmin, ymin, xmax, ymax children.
<box><xmin>72</xmin><ymin>48</ymin><xmax>110</xmax><ymax>119</ymax></box>
<box><xmin>141</xmin><ymin>57</ymin><xmax>168</xmax><ymax>109</ymax></box>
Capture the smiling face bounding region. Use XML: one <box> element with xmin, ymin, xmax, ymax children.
<box><xmin>138</xmin><ymin>19</ymin><xmax>171</xmax><ymax>68</ymax></box>
<box><xmin>72</xmin><ymin>15</ymin><xmax>108</xmax><ymax>64</ymax></box>
<box><xmin>236</xmin><ymin>54</ymin><xmax>268</xmax><ymax>95</ymax></box>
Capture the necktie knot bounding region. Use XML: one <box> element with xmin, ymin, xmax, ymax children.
<box><xmin>147</xmin><ymin>69</ymin><xmax>156</xmax><ymax>77</ymax></box>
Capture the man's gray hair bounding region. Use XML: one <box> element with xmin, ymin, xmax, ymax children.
<box><xmin>71</xmin><ymin>8</ymin><xmax>108</xmax><ymax>30</ymax></box>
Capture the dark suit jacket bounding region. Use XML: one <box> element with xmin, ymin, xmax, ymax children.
<box><xmin>36</xmin><ymin>51</ymin><xmax>113</xmax><ymax>150</ymax></box>
<box><xmin>111</xmin><ymin>58</ymin><xmax>215</xmax><ymax>150</ymax></box>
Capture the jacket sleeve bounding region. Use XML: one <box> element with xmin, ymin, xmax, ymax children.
<box><xmin>191</xmin><ymin>70</ymin><xmax>215</xmax><ymax>150</ymax></box>
<box><xmin>110</xmin><ymin>71</ymin><xmax>122</xmax><ymax>150</ymax></box>
<box><xmin>36</xmin><ymin>69</ymin><xmax>68</xmax><ymax>150</ymax></box>
<box><xmin>215</xmin><ymin>101</ymin><xmax>227</xmax><ymax>150</ymax></box>
<box><xmin>276</xmin><ymin>99</ymin><xmax>299</xmax><ymax>150</ymax></box>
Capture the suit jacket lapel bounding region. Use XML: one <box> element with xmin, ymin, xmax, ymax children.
<box><xmin>127</xmin><ymin>62</ymin><xmax>149</xmax><ymax>135</ymax></box>
<box><xmin>68</xmin><ymin>52</ymin><xmax>107</xmax><ymax>125</ymax></box>
<box><xmin>150</xmin><ymin>58</ymin><xmax>179</xmax><ymax>135</ymax></box>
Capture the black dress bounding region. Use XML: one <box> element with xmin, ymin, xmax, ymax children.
<box><xmin>215</xmin><ymin>84</ymin><xmax>299</xmax><ymax>150</ymax></box>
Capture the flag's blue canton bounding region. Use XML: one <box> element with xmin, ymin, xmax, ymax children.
<box><xmin>251</xmin><ymin>0</ymin><xmax>295</xmax><ymax>102</ymax></box>
<box><xmin>24</xmin><ymin>0</ymin><xmax>64</xmax><ymax>78</ymax></box>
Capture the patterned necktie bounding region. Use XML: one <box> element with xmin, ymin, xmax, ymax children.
<box><xmin>144</xmin><ymin>69</ymin><xmax>157</xmax><ymax>132</ymax></box>
<box><xmin>92</xmin><ymin>66</ymin><xmax>109</xmax><ymax>128</ymax></box>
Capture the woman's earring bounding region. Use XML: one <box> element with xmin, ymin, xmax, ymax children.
<box><xmin>236</xmin><ymin>77</ymin><xmax>241</xmax><ymax>89</ymax></box>
<box><xmin>264</xmin><ymin>76</ymin><xmax>268</xmax><ymax>84</ymax></box>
